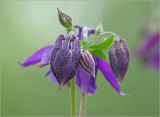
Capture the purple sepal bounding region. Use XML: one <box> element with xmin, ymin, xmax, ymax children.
<box><xmin>45</xmin><ymin>69</ymin><xmax>58</xmax><ymax>84</ymax></box>
<box><xmin>136</xmin><ymin>32</ymin><xmax>160</xmax><ymax>69</ymax></box>
<box><xmin>74</xmin><ymin>24</ymin><xmax>95</xmax><ymax>40</ymax></box>
<box><xmin>20</xmin><ymin>45</ymin><xmax>53</xmax><ymax>67</ymax></box>
<box><xmin>137</xmin><ymin>32</ymin><xmax>160</xmax><ymax>56</ymax></box>
<box><xmin>96</xmin><ymin>57</ymin><xmax>125</xmax><ymax>96</ymax></box>
<box><xmin>76</xmin><ymin>66</ymin><xmax>97</xmax><ymax>95</ymax></box>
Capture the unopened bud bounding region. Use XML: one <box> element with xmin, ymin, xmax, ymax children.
<box><xmin>57</xmin><ymin>8</ymin><xmax>72</xmax><ymax>29</ymax></box>
<box><xmin>80</xmin><ymin>50</ymin><xmax>96</xmax><ymax>78</ymax></box>
<box><xmin>109</xmin><ymin>38</ymin><xmax>130</xmax><ymax>83</ymax></box>
<box><xmin>96</xmin><ymin>23</ymin><xmax>103</xmax><ymax>36</ymax></box>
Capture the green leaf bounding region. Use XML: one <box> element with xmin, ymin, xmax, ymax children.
<box><xmin>80</xmin><ymin>40</ymin><xmax>88</xmax><ymax>47</ymax></box>
<box><xmin>92</xmin><ymin>50</ymin><xmax>108</xmax><ymax>61</ymax></box>
<box><xmin>89</xmin><ymin>35</ymin><xmax>114</xmax><ymax>50</ymax></box>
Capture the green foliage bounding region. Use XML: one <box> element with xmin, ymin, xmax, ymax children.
<box><xmin>89</xmin><ymin>35</ymin><xmax>114</xmax><ymax>50</ymax></box>
<box><xmin>80</xmin><ymin>40</ymin><xmax>88</xmax><ymax>47</ymax></box>
<box><xmin>80</xmin><ymin>36</ymin><xmax>114</xmax><ymax>61</ymax></box>
<box><xmin>92</xmin><ymin>50</ymin><xmax>108</xmax><ymax>61</ymax></box>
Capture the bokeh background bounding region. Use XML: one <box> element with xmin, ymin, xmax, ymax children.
<box><xmin>0</xmin><ymin>0</ymin><xmax>159</xmax><ymax>116</ymax></box>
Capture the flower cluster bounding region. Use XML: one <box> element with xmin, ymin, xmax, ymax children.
<box><xmin>20</xmin><ymin>9</ymin><xmax>130</xmax><ymax>95</ymax></box>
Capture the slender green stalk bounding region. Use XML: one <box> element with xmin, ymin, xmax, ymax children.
<box><xmin>79</xmin><ymin>92</ymin><xmax>86</xmax><ymax>117</ymax></box>
<box><xmin>71</xmin><ymin>78</ymin><xmax>76</xmax><ymax>117</ymax></box>
<box><xmin>98</xmin><ymin>32</ymin><xmax>119</xmax><ymax>41</ymax></box>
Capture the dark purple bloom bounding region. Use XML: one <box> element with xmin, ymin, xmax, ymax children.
<box><xmin>109</xmin><ymin>38</ymin><xmax>130</xmax><ymax>83</ymax></box>
<box><xmin>50</xmin><ymin>34</ymin><xmax>80</xmax><ymax>86</ymax></box>
<box><xmin>20</xmin><ymin>25</ymin><xmax>125</xmax><ymax>96</ymax></box>
<box><xmin>136</xmin><ymin>32</ymin><xmax>160</xmax><ymax>69</ymax></box>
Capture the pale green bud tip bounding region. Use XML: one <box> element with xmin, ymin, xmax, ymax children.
<box><xmin>57</xmin><ymin>8</ymin><xmax>72</xmax><ymax>28</ymax></box>
<box><xmin>96</xmin><ymin>22</ymin><xmax>103</xmax><ymax>36</ymax></box>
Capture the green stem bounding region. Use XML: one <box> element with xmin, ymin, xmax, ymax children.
<box><xmin>98</xmin><ymin>32</ymin><xmax>119</xmax><ymax>41</ymax></box>
<box><xmin>79</xmin><ymin>92</ymin><xmax>86</xmax><ymax>117</ymax></box>
<box><xmin>71</xmin><ymin>78</ymin><xmax>76</xmax><ymax>117</ymax></box>
<box><xmin>66</xmin><ymin>27</ymin><xmax>73</xmax><ymax>33</ymax></box>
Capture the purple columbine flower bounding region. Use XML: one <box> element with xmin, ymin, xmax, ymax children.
<box><xmin>20</xmin><ymin>24</ymin><xmax>126</xmax><ymax>96</ymax></box>
<box><xmin>20</xmin><ymin>10</ymin><xmax>131</xmax><ymax>117</ymax></box>
<box><xmin>20</xmin><ymin>10</ymin><xmax>129</xmax><ymax>95</ymax></box>
<box><xmin>50</xmin><ymin>34</ymin><xmax>80</xmax><ymax>86</ymax></box>
<box><xmin>136</xmin><ymin>32</ymin><xmax>160</xmax><ymax>69</ymax></box>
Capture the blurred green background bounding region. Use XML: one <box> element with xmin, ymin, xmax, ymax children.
<box><xmin>0</xmin><ymin>0</ymin><xmax>159</xmax><ymax>116</ymax></box>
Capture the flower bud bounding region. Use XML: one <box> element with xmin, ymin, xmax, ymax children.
<box><xmin>50</xmin><ymin>34</ymin><xmax>80</xmax><ymax>86</ymax></box>
<box><xmin>57</xmin><ymin>8</ymin><xmax>72</xmax><ymax>29</ymax></box>
<box><xmin>80</xmin><ymin>50</ymin><xmax>96</xmax><ymax>78</ymax></box>
<box><xmin>109</xmin><ymin>38</ymin><xmax>130</xmax><ymax>83</ymax></box>
<box><xmin>96</xmin><ymin>23</ymin><xmax>103</xmax><ymax>36</ymax></box>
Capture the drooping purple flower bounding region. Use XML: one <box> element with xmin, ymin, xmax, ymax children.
<box><xmin>109</xmin><ymin>38</ymin><xmax>130</xmax><ymax>83</ymax></box>
<box><xmin>136</xmin><ymin>32</ymin><xmax>160</xmax><ymax>69</ymax></box>
<box><xmin>50</xmin><ymin>34</ymin><xmax>80</xmax><ymax>86</ymax></box>
<box><xmin>74</xmin><ymin>25</ymin><xmax>125</xmax><ymax>95</ymax></box>
<box><xmin>20</xmin><ymin>25</ymin><xmax>126</xmax><ymax>96</ymax></box>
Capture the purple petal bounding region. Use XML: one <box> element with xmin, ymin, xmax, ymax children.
<box><xmin>88</xmin><ymin>27</ymin><xmax>96</xmax><ymax>34</ymax></box>
<box><xmin>39</xmin><ymin>47</ymin><xmax>53</xmax><ymax>67</ymax></box>
<box><xmin>96</xmin><ymin>57</ymin><xmax>124</xmax><ymax>95</ymax></box>
<box><xmin>50</xmin><ymin>72</ymin><xmax>58</xmax><ymax>84</ymax></box>
<box><xmin>76</xmin><ymin>66</ymin><xmax>97</xmax><ymax>95</ymax></box>
<box><xmin>74</xmin><ymin>24</ymin><xmax>95</xmax><ymax>40</ymax></box>
<box><xmin>45</xmin><ymin>69</ymin><xmax>58</xmax><ymax>84</ymax></box>
<box><xmin>137</xmin><ymin>32</ymin><xmax>160</xmax><ymax>56</ymax></box>
<box><xmin>136</xmin><ymin>32</ymin><xmax>160</xmax><ymax>69</ymax></box>
<box><xmin>74</xmin><ymin>24</ymin><xmax>83</xmax><ymax>29</ymax></box>
<box><xmin>148</xmin><ymin>53</ymin><xmax>160</xmax><ymax>69</ymax></box>
<box><xmin>20</xmin><ymin>45</ymin><xmax>53</xmax><ymax>67</ymax></box>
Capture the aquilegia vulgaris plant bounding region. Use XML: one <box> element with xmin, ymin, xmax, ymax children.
<box><xmin>20</xmin><ymin>9</ymin><xmax>130</xmax><ymax>117</ymax></box>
